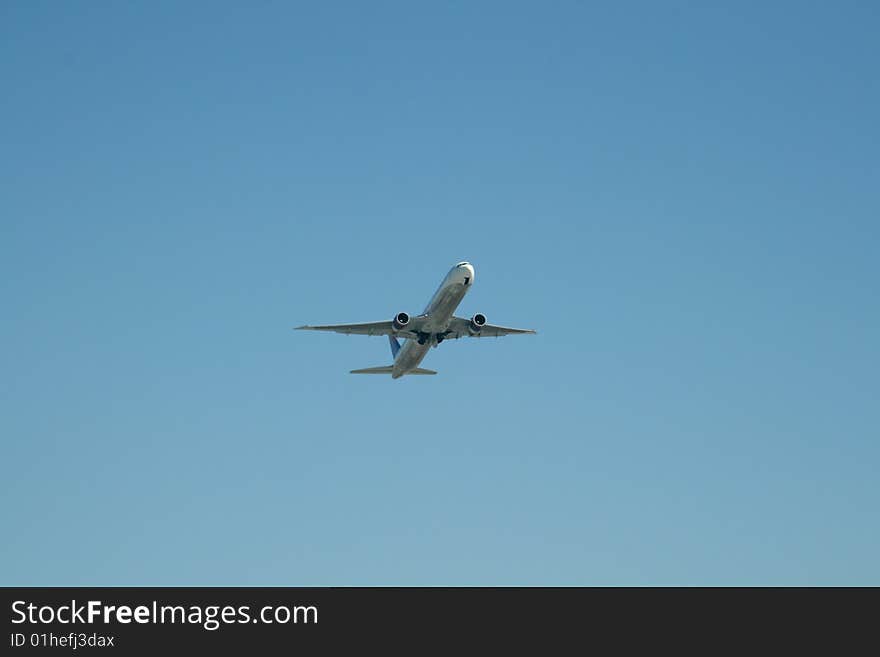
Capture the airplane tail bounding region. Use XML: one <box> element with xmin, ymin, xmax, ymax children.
<box><xmin>350</xmin><ymin>366</ymin><xmax>437</xmax><ymax>375</ymax></box>
<box><xmin>353</xmin><ymin>337</ymin><xmax>434</xmax><ymax>375</ymax></box>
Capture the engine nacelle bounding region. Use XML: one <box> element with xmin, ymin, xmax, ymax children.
<box><xmin>392</xmin><ymin>312</ymin><xmax>410</xmax><ymax>332</ymax></box>
<box><xmin>469</xmin><ymin>313</ymin><xmax>487</xmax><ymax>335</ymax></box>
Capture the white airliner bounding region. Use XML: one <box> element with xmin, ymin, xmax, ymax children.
<box><xmin>296</xmin><ymin>262</ymin><xmax>536</xmax><ymax>378</ymax></box>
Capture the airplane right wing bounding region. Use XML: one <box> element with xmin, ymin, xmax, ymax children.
<box><xmin>443</xmin><ymin>316</ymin><xmax>537</xmax><ymax>339</ymax></box>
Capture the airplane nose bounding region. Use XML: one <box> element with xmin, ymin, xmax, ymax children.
<box><xmin>460</xmin><ymin>263</ymin><xmax>475</xmax><ymax>285</ymax></box>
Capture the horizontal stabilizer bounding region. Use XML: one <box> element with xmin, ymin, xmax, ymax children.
<box><xmin>350</xmin><ymin>366</ymin><xmax>437</xmax><ymax>376</ymax></box>
<box><xmin>350</xmin><ymin>366</ymin><xmax>394</xmax><ymax>374</ymax></box>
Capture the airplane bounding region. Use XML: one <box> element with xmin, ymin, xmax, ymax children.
<box><xmin>296</xmin><ymin>262</ymin><xmax>536</xmax><ymax>378</ymax></box>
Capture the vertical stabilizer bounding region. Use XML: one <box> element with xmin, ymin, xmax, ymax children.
<box><xmin>389</xmin><ymin>335</ymin><xmax>401</xmax><ymax>359</ymax></box>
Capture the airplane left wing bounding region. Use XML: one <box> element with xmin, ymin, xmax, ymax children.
<box><xmin>295</xmin><ymin>318</ymin><xmax>425</xmax><ymax>339</ymax></box>
<box><xmin>443</xmin><ymin>316</ymin><xmax>537</xmax><ymax>339</ymax></box>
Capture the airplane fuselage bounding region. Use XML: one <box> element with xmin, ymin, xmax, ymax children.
<box><xmin>392</xmin><ymin>262</ymin><xmax>474</xmax><ymax>378</ymax></box>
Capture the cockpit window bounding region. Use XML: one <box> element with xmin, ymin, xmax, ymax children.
<box><xmin>456</xmin><ymin>261</ymin><xmax>470</xmax><ymax>267</ymax></box>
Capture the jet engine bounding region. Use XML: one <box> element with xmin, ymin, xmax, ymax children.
<box><xmin>392</xmin><ymin>312</ymin><xmax>410</xmax><ymax>332</ymax></box>
<box><xmin>469</xmin><ymin>313</ymin><xmax>487</xmax><ymax>335</ymax></box>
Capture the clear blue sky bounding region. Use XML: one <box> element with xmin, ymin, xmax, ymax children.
<box><xmin>2</xmin><ymin>1</ymin><xmax>878</xmax><ymax>585</ymax></box>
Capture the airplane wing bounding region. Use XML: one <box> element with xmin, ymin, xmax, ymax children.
<box><xmin>443</xmin><ymin>316</ymin><xmax>537</xmax><ymax>339</ymax></box>
<box><xmin>295</xmin><ymin>317</ymin><xmax>427</xmax><ymax>339</ymax></box>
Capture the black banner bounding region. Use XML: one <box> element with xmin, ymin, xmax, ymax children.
<box><xmin>2</xmin><ymin>587</ymin><xmax>874</xmax><ymax>653</ymax></box>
